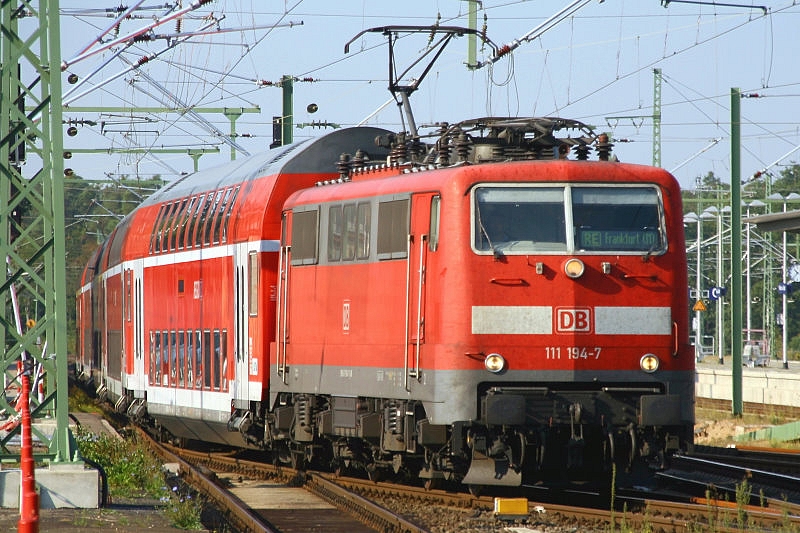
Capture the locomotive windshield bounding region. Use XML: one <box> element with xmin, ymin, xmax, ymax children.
<box><xmin>474</xmin><ymin>185</ymin><xmax>665</xmax><ymax>254</ymax></box>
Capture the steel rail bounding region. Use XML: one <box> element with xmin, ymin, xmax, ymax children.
<box><xmin>138</xmin><ymin>428</ymin><xmax>279</xmax><ymax>533</ymax></box>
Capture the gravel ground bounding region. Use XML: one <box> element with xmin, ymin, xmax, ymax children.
<box><xmin>375</xmin><ymin>496</ymin><xmax>601</xmax><ymax>532</ymax></box>
<box><xmin>0</xmin><ymin>410</ymin><xmax>788</xmax><ymax>533</ymax></box>
<box><xmin>0</xmin><ymin>497</ymin><xmax>190</xmax><ymax>533</ymax></box>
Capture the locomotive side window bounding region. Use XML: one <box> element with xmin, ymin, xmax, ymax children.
<box><xmin>248</xmin><ymin>251</ymin><xmax>259</xmax><ymax>317</ymax></box>
<box><xmin>343</xmin><ymin>204</ymin><xmax>357</xmax><ymax>261</ymax></box>
<box><xmin>429</xmin><ymin>195</ymin><xmax>441</xmax><ymax>252</ymax></box>
<box><xmin>572</xmin><ymin>187</ymin><xmax>664</xmax><ymax>253</ymax></box>
<box><xmin>291</xmin><ymin>209</ymin><xmax>319</xmax><ymax>265</ymax></box>
<box><xmin>357</xmin><ymin>202</ymin><xmax>371</xmax><ymax>259</ymax></box>
<box><xmin>377</xmin><ymin>198</ymin><xmax>410</xmax><ymax>259</ymax></box>
<box><xmin>474</xmin><ymin>187</ymin><xmax>567</xmax><ymax>253</ymax></box>
<box><xmin>327</xmin><ymin>206</ymin><xmax>343</xmax><ymax>262</ymax></box>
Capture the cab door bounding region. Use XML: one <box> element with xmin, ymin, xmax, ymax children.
<box><xmin>406</xmin><ymin>192</ymin><xmax>438</xmax><ymax>389</ymax></box>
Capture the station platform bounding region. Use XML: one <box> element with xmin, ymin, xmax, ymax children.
<box><xmin>0</xmin><ymin>414</ymin><xmax>102</xmax><ymax>509</ymax></box>
<box><xmin>695</xmin><ymin>357</ymin><xmax>800</xmax><ymax>413</ymax></box>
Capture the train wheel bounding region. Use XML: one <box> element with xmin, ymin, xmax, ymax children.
<box><xmin>274</xmin><ymin>443</ymin><xmax>292</xmax><ymax>466</ymax></box>
<box><xmin>366</xmin><ymin>465</ymin><xmax>382</xmax><ymax>483</ymax></box>
<box><xmin>290</xmin><ymin>450</ymin><xmax>306</xmax><ymax>470</ymax></box>
<box><xmin>468</xmin><ymin>484</ymin><xmax>483</xmax><ymax>497</ymax></box>
<box><xmin>423</xmin><ymin>478</ymin><xmax>441</xmax><ymax>491</ymax></box>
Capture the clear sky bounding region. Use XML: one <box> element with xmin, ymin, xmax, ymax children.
<box><xmin>50</xmin><ymin>1</ymin><xmax>800</xmax><ymax>191</ymax></box>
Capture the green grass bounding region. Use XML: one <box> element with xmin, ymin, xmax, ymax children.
<box><xmin>75</xmin><ymin>428</ymin><xmax>164</xmax><ymax>498</ymax></box>
<box><xmin>74</xmin><ymin>427</ymin><xmax>204</xmax><ymax>529</ymax></box>
<box><xmin>67</xmin><ymin>383</ymin><xmax>104</xmax><ymax>414</ymax></box>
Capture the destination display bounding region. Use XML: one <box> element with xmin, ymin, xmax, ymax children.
<box><xmin>578</xmin><ymin>228</ymin><xmax>660</xmax><ymax>251</ymax></box>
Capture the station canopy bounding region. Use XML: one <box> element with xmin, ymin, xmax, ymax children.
<box><xmin>744</xmin><ymin>209</ymin><xmax>800</xmax><ymax>233</ymax></box>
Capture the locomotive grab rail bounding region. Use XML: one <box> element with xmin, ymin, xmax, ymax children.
<box><xmin>412</xmin><ymin>234</ymin><xmax>427</xmax><ymax>382</ymax></box>
<box><xmin>404</xmin><ymin>233</ymin><xmax>427</xmax><ymax>390</ymax></box>
<box><xmin>621</xmin><ymin>274</ymin><xmax>659</xmax><ymax>280</ymax></box>
<box><xmin>601</xmin><ymin>386</ymin><xmax>661</xmax><ymax>393</ymax></box>
<box><xmin>404</xmin><ymin>234</ymin><xmax>412</xmax><ymax>391</ymax></box>
<box><xmin>490</xmin><ymin>278</ymin><xmax>529</xmax><ymax>286</ymax></box>
<box><xmin>672</xmin><ymin>321</ymin><xmax>679</xmax><ymax>357</ymax></box>
<box><xmin>277</xmin><ymin>244</ymin><xmax>291</xmax><ymax>383</ymax></box>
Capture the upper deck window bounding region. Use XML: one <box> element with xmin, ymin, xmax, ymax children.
<box><xmin>473</xmin><ymin>185</ymin><xmax>665</xmax><ymax>255</ymax></box>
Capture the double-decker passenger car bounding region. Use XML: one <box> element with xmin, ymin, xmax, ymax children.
<box><xmin>77</xmin><ymin>117</ymin><xmax>694</xmax><ymax>489</ymax></box>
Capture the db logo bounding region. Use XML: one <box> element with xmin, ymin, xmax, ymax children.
<box><xmin>342</xmin><ymin>300</ymin><xmax>351</xmax><ymax>334</ymax></box>
<box><xmin>556</xmin><ymin>307</ymin><xmax>592</xmax><ymax>333</ymax></box>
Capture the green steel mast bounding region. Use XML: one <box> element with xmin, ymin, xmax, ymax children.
<box><xmin>1</xmin><ymin>0</ymin><xmax>76</xmax><ymax>460</ymax></box>
<box><xmin>652</xmin><ymin>68</ymin><xmax>662</xmax><ymax>167</ymax></box>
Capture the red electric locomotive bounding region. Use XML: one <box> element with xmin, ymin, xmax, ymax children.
<box><xmin>77</xmin><ymin>117</ymin><xmax>694</xmax><ymax>490</ymax></box>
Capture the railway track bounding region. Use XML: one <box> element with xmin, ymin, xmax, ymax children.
<box><xmin>693</xmin><ymin>443</ymin><xmax>800</xmax><ymax>476</ymax></box>
<box><xmin>138</xmin><ymin>428</ymin><xmax>427</xmax><ymax>533</ymax></box>
<box><xmin>651</xmin><ymin>446</ymin><xmax>800</xmax><ymax>531</ymax></box>
<box><xmin>75</xmin><ymin>397</ymin><xmax>800</xmax><ymax>533</ymax></box>
<box><xmin>135</xmin><ymin>425</ymin><xmax>800</xmax><ymax>532</ymax></box>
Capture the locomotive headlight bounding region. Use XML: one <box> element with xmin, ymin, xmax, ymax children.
<box><xmin>563</xmin><ymin>258</ymin><xmax>585</xmax><ymax>279</ymax></box>
<box><xmin>640</xmin><ymin>353</ymin><xmax>660</xmax><ymax>373</ymax></box>
<box><xmin>484</xmin><ymin>353</ymin><xmax>506</xmax><ymax>373</ymax></box>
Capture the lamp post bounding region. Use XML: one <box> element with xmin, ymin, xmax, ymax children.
<box><xmin>745</xmin><ymin>200</ymin><xmax>765</xmax><ymax>343</ymax></box>
<box><xmin>703</xmin><ymin>205</ymin><xmax>727</xmax><ymax>364</ymax></box>
<box><xmin>684</xmin><ymin>212</ymin><xmax>705</xmax><ymax>362</ymax></box>
<box><xmin>767</xmin><ymin>192</ymin><xmax>800</xmax><ymax>369</ymax></box>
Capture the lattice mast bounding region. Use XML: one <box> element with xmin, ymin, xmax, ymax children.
<box><xmin>0</xmin><ymin>0</ymin><xmax>75</xmax><ymax>461</ymax></box>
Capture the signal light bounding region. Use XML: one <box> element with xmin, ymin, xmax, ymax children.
<box><xmin>307</xmin><ymin>103</ymin><xmax>318</xmax><ymax>113</ymax></box>
<box><xmin>67</xmin><ymin>73</ymin><xmax>78</xmax><ymax>84</ymax></box>
<box><xmin>67</xmin><ymin>126</ymin><xmax>78</xmax><ymax>137</ymax></box>
<box><xmin>63</xmin><ymin>151</ymin><xmax>72</xmax><ymax>159</ymax></box>
<box><xmin>64</xmin><ymin>168</ymin><xmax>74</xmax><ymax>177</ymax></box>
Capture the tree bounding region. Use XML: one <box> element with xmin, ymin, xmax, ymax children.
<box><xmin>64</xmin><ymin>175</ymin><xmax>163</xmax><ymax>353</ymax></box>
